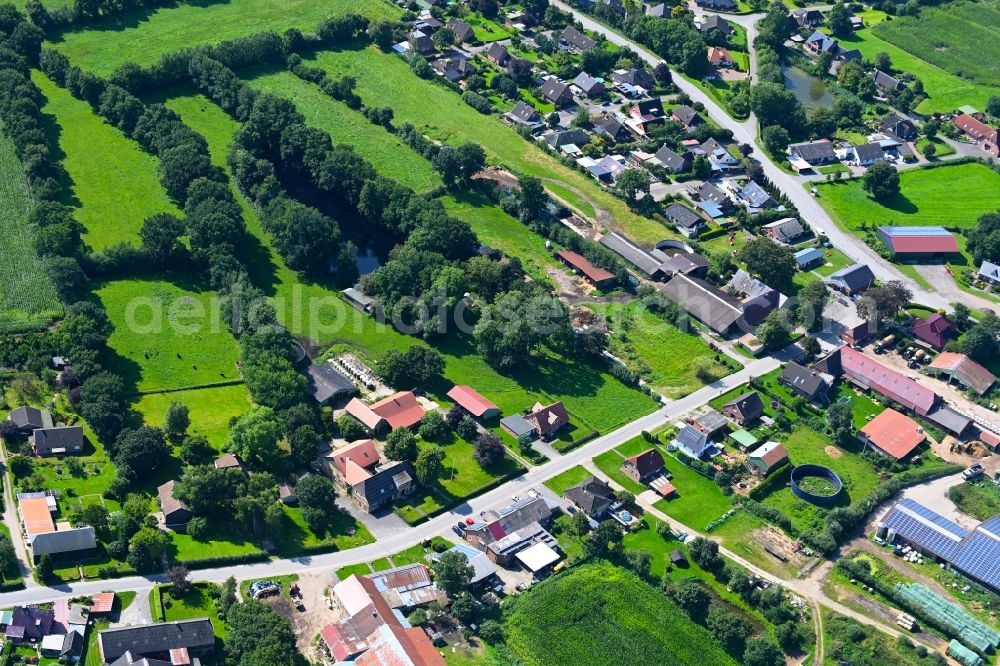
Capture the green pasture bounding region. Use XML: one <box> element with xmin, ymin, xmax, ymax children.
<box><xmin>134</xmin><ymin>384</ymin><xmax>252</xmax><ymax>449</ymax></box>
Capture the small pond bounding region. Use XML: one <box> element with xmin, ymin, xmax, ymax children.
<box><xmin>783</xmin><ymin>65</ymin><xmax>834</xmax><ymax>108</ymax></box>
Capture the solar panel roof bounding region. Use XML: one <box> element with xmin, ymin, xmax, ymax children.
<box><xmin>882</xmin><ymin>499</ymin><xmax>968</xmax><ymax>560</ymax></box>
<box><xmin>952</xmin><ymin>520</ymin><xmax>1000</xmax><ymax>593</ymax></box>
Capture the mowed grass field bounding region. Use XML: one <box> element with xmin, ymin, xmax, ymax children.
<box><xmin>816</xmin><ymin>162</ymin><xmax>1000</xmax><ymax>231</ymax></box>
<box><xmin>246</xmin><ymin>70</ymin><xmax>443</xmax><ymax>193</ymax></box>
<box><xmin>828</xmin><ymin>11</ymin><xmax>1000</xmax><ymax>114</ymax></box>
<box><xmin>872</xmin><ymin>0</ymin><xmax>1000</xmax><ymax>90</ymax></box>
<box><xmin>502</xmin><ymin>562</ymin><xmax>739</xmax><ymax>666</ymax></box>
<box><xmin>49</xmin><ymin>0</ymin><xmax>400</xmax><ymax>76</ymax></box>
<box><xmin>134</xmin><ymin>384</ymin><xmax>252</xmax><ymax>448</ymax></box>
<box><xmin>96</xmin><ymin>278</ymin><xmax>242</xmax><ymax>392</ymax></box>
<box><xmin>303</xmin><ymin>45</ymin><xmax>676</xmax><ymax>245</ymax></box>
<box><xmin>34</xmin><ymin>71</ymin><xmax>180</xmax><ymax>250</ymax></box>
<box><xmin>0</xmin><ymin>124</ymin><xmax>62</xmax><ymax>333</ymax></box>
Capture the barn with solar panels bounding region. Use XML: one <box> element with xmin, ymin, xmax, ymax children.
<box><xmin>881</xmin><ymin>499</ymin><xmax>1000</xmax><ymax>596</ymax></box>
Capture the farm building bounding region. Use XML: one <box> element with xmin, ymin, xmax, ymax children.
<box><xmin>555</xmin><ymin>249</ymin><xmax>617</xmax><ymax>289</ymax></box>
<box><xmin>910</xmin><ymin>314</ymin><xmax>957</xmax><ymax>350</ymax></box>
<box><xmin>447</xmin><ymin>385</ymin><xmax>501</xmax><ymax>419</ymax></box>
<box><xmin>928</xmin><ymin>352</ymin><xmax>996</xmax><ymax>395</ymax></box>
<box><xmin>815</xmin><ymin>346</ymin><xmax>939</xmax><ymax>416</ymax></box>
<box><xmin>877</xmin><ymin>226</ymin><xmax>959</xmax><ymax>258</ymax></box>
<box><xmin>858</xmin><ymin>408</ymin><xmax>925</xmax><ymax>460</ymax></box>
<box><xmin>660</xmin><ymin>273</ymin><xmax>744</xmax><ymax>335</ymax></box>
<box><xmin>305</xmin><ymin>363</ymin><xmax>358</xmax><ymax>405</ymax></box>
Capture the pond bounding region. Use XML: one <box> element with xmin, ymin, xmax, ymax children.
<box><xmin>354</xmin><ymin>246</ymin><xmax>382</xmax><ymax>276</ymax></box>
<box><xmin>783</xmin><ymin>66</ymin><xmax>834</xmax><ymax>109</ymax></box>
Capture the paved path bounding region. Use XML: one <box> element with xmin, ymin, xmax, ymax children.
<box><xmin>0</xmin><ymin>442</ymin><xmax>35</xmax><ymax>587</ymax></box>
<box><xmin>0</xmin><ymin>357</ymin><xmax>779</xmax><ymax>606</ymax></box>
<box><xmin>549</xmin><ymin>0</ymin><xmax>965</xmax><ymax>313</ymax></box>
<box><xmin>113</xmin><ymin>587</ymin><xmax>153</xmax><ymax>627</ymax></box>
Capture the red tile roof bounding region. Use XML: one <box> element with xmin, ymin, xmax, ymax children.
<box><xmin>447</xmin><ymin>385</ymin><xmax>500</xmax><ymax>418</ymax></box>
<box><xmin>90</xmin><ymin>593</ymin><xmax>115</xmax><ymax>614</ymax></box>
<box><xmin>954</xmin><ymin>114</ymin><xmax>999</xmax><ymax>143</ymax></box>
<box><xmin>707</xmin><ymin>46</ymin><xmax>732</xmax><ymax>64</ymax></box>
<box><xmin>555</xmin><ymin>249</ymin><xmax>615</xmax><ymax>285</ymax></box>
<box><xmin>346</xmin><ymin>398</ymin><xmax>388</xmax><ymax>431</ymax></box>
<box><xmin>910</xmin><ymin>314</ymin><xmax>956</xmax><ymax>349</ymax></box>
<box><xmin>329</xmin><ymin>439</ymin><xmax>380</xmax><ymax>482</ymax></box>
<box><xmin>859</xmin><ymin>408</ymin><xmax>925</xmax><ymax>460</ymax></box>
<box><xmin>370</xmin><ymin>391</ymin><xmax>425</xmax><ymax>429</ymax></box>
<box><xmin>840</xmin><ymin>346</ymin><xmax>938</xmax><ymax>415</ymax></box>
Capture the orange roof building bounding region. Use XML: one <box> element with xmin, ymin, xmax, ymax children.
<box><xmin>20</xmin><ymin>497</ymin><xmax>55</xmax><ymax>536</ymax></box>
<box><xmin>345</xmin><ymin>398</ymin><xmax>389</xmax><ymax>435</ymax></box>
<box><xmin>370</xmin><ymin>391</ymin><xmax>425</xmax><ymax>430</ymax></box>
<box><xmin>90</xmin><ymin>593</ymin><xmax>116</xmax><ymax>615</ymax></box>
<box><xmin>859</xmin><ymin>408</ymin><xmax>925</xmax><ymax>460</ymax></box>
<box><xmin>708</xmin><ymin>46</ymin><xmax>733</xmax><ymax>66</ymax></box>
<box><xmin>447</xmin><ymin>385</ymin><xmax>500</xmax><ymax>419</ymax></box>
<box><xmin>328</xmin><ymin>439</ymin><xmax>381</xmax><ymax>487</ymax></box>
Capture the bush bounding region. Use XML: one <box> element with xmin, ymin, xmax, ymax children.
<box><xmin>186</xmin><ymin>516</ymin><xmax>209</xmax><ymax>541</ymax></box>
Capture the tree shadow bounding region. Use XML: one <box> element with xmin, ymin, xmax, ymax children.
<box><xmin>35</xmin><ymin>90</ymin><xmax>82</xmax><ymax>212</ymax></box>
<box><xmin>46</xmin><ymin>0</ymin><xmax>230</xmax><ymax>44</ymax></box>
<box><xmin>870</xmin><ymin>191</ymin><xmax>918</xmax><ymax>215</ymax></box>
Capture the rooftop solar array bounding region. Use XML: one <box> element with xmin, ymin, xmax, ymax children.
<box><xmin>881</xmin><ymin>498</ymin><xmax>968</xmax><ymax>560</ymax></box>
<box><xmin>879</xmin><ymin>226</ymin><xmax>953</xmax><ymax>236</ymax></box>
<box><xmin>952</xmin><ymin>518</ymin><xmax>1000</xmax><ymax>594</ymax></box>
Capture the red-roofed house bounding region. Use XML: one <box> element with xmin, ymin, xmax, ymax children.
<box><xmin>326</xmin><ymin>439</ymin><xmax>381</xmax><ymax>489</ymax></box>
<box><xmin>554</xmin><ymin>249</ymin><xmax>617</xmax><ymax>289</ymax></box>
<box><xmin>707</xmin><ymin>46</ymin><xmax>734</xmax><ymax>67</ymax></box>
<box><xmin>953</xmin><ymin>114</ymin><xmax>999</xmax><ymax>156</ymax></box>
<box><xmin>90</xmin><ymin>593</ymin><xmax>115</xmax><ymax>615</ymax></box>
<box><xmin>370</xmin><ymin>391</ymin><xmax>425</xmax><ymax>430</ymax></box>
<box><xmin>858</xmin><ymin>408</ymin><xmax>925</xmax><ymax>460</ymax></box>
<box><xmin>911</xmin><ymin>314</ymin><xmax>957</xmax><ymax>349</ymax></box>
<box><xmin>447</xmin><ymin>386</ymin><xmax>500</xmax><ymax>419</ymax></box>
<box><xmin>621</xmin><ymin>448</ymin><xmax>665</xmax><ymax>483</ymax></box>
<box><xmin>526</xmin><ymin>401</ymin><xmax>569</xmax><ymax>438</ymax></box>
<box><xmin>345</xmin><ymin>398</ymin><xmax>390</xmax><ymax>437</ymax></box>
<box><xmin>836</xmin><ymin>346</ymin><xmax>939</xmax><ymax>416</ymax></box>
<box><xmin>929</xmin><ymin>352</ymin><xmax>996</xmax><ymax>395</ymax></box>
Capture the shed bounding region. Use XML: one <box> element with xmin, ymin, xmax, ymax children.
<box><xmin>729</xmin><ymin>429</ymin><xmax>758</xmax><ymax>451</ymax></box>
<box><xmin>305</xmin><ymin>364</ymin><xmax>358</xmax><ymax>404</ymax></box>
<box><xmin>670</xmin><ymin>550</ymin><xmax>688</xmax><ymax>566</ymax></box>
<box><xmin>447</xmin><ymin>385</ymin><xmax>501</xmax><ymax>419</ymax></box>
<box><xmin>514</xmin><ymin>542</ymin><xmax>561</xmax><ymax>573</ymax></box>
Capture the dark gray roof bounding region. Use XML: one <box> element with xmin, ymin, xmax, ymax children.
<box><xmin>446</xmin><ymin>18</ymin><xmax>474</xmax><ymax>43</ymax></box>
<box><xmin>664</xmin><ymin>203</ymin><xmax>704</xmax><ymax>229</ymax></box>
<box><xmin>560</xmin><ymin>26</ymin><xmax>597</xmax><ymax>50</ymax></box>
<box><xmin>648</xmin><ymin>2</ymin><xmax>668</xmax><ymax>17</ymax></box>
<box><xmin>700</xmin><ymin>15</ymin><xmax>733</xmax><ymax>34</ymax></box>
<box><xmin>564</xmin><ymin>476</ymin><xmax>613</xmax><ymax>516</ymax></box>
<box><xmin>654</xmin><ymin>145</ymin><xmax>691</xmax><ymax>171</ymax></box>
<box><xmin>697</xmin><ymin>182</ymin><xmax>732</xmax><ymax>207</ymax></box>
<box><xmin>739</xmin><ymin>181</ymin><xmax>776</xmax><ymax>209</ymax></box>
<box><xmin>33</xmin><ymin>425</ymin><xmax>83</xmax><ymax>454</ymax></box>
<box><xmin>98</xmin><ymin>619</ymin><xmax>215</xmax><ymax>662</ymax></box>
<box><xmin>500</xmin><ymin>414</ymin><xmax>536</xmax><ymax>438</ymax></box>
<box><xmin>827</xmin><ymin>263</ymin><xmax>875</xmax><ymax>292</ymax></box>
<box><xmin>873</xmin><ymin>69</ymin><xmax>903</xmax><ymax>90</ymax></box>
<box><xmin>31</xmin><ymin>527</ymin><xmax>97</xmax><ymax>555</ymax></box>
<box><xmin>546</xmin><ymin>128</ymin><xmax>590</xmax><ymax>148</ymax></box>
<box><xmin>540</xmin><ymin>78</ymin><xmax>572</xmax><ymax>102</ymax></box>
<box><xmin>593</xmin><ymin>116</ymin><xmax>629</xmax><ymax>142</ymax></box>
<box><xmin>611</xmin><ymin>68</ymin><xmax>655</xmax><ymax>89</ymax></box>
<box><xmin>790</xmin><ymin>140</ymin><xmax>836</xmax><ymax>163</ymax></box>
<box><xmin>572</xmin><ymin>71</ymin><xmax>603</xmax><ymax>93</ymax></box>
<box><xmin>671</xmin><ymin>105</ymin><xmax>701</xmax><ymax>126</ymax></box>
<box><xmin>723</xmin><ymin>392</ymin><xmax>765</xmax><ymax>422</ymax></box>
<box><xmin>696</xmin><ymin>0</ymin><xmax>736</xmax><ymax>9</ymax></box>
<box><xmin>780</xmin><ymin>362</ymin><xmax>829</xmax><ymax>399</ymax></box>
<box><xmin>306</xmin><ymin>364</ymin><xmax>357</xmax><ymax>403</ymax></box>
<box><xmin>853</xmin><ymin>142</ymin><xmax>885</xmax><ymax>163</ymax></box>
<box><xmin>8</xmin><ymin>406</ymin><xmax>51</xmax><ymax>431</ymax></box>
<box><xmin>925</xmin><ymin>406</ymin><xmax>973</xmax><ymax>436</ymax></box>
<box><xmin>354</xmin><ymin>461</ymin><xmax>415</xmax><ymax>505</ymax></box>
<box><xmin>675</xmin><ymin>425</ymin><xmax>711</xmax><ymax>456</ymax></box>
<box><xmin>660</xmin><ymin>252</ymin><xmax>710</xmax><ymax>276</ymax></box>
<box><xmin>486</xmin><ymin>42</ymin><xmax>509</xmax><ymax>63</ymax></box>
<box><xmin>661</xmin><ymin>274</ymin><xmax>743</xmax><ymax>333</ymax></box>
<box><xmin>599</xmin><ymin>232</ymin><xmax>665</xmax><ymax>277</ymax></box>
<box><xmin>507</xmin><ymin>101</ymin><xmax>542</xmax><ymax>125</ymax></box>
<box><xmin>881</xmin><ymin>113</ymin><xmax>917</xmax><ymax>139</ymax></box>
<box><xmin>805</xmin><ymin>30</ymin><xmax>838</xmax><ymax>53</ymax></box>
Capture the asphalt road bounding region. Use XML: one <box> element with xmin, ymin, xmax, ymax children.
<box><xmin>0</xmin><ymin>358</ymin><xmax>779</xmax><ymax>606</ymax></box>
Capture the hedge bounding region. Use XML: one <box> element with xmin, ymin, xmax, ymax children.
<box><xmin>748</xmin><ymin>463</ymin><xmax>792</xmax><ymax>501</ymax></box>
<box><xmin>180</xmin><ymin>552</ymin><xmax>268</xmax><ymax>571</ymax></box>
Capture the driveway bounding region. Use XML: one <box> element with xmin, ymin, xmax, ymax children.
<box><xmin>0</xmin><ymin>443</ymin><xmax>34</xmax><ymax>586</ymax></box>
<box><xmin>113</xmin><ymin>586</ymin><xmax>153</xmax><ymax>627</ymax></box>
<box><xmin>335</xmin><ymin>497</ymin><xmax>409</xmax><ymax>541</ymax></box>
<box><xmin>913</xmin><ymin>264</ymin><xmax>997</xmax><ymax>312</ymax></box>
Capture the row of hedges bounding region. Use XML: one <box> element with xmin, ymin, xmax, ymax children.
<box><xmin>180</xmin><ymin>551</ymin><xmax>269</xmax><ymax>571</ymax></box>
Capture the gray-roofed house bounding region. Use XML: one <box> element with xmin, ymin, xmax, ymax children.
<box><xmin>157</xmin><ymin>480</ymin><xmax>192</xmax><ymax>529</ymax></box>
<box><xmin>545</xmin><ymin>128</ymin><xmax>590</xmax><ymax>150</ymax></box>
<box><xmin>722</xmin><ymin>392</ymin><xmax>765</xmax><ymax>425</ymax></box>
<box><xmin>564</xmin><ymin>476</ymin><xmax>614</xmax><ymax>518</ymax></box>
<box><xmin>350</xmin><ymin>461</ymin><xmax>416</xmax><ymax>513</ymax></box>
<box><xmin>408</xmin><ymin>30</ymin><xmax>435</xmax><ymax>55</ymax></box>
<box><xmin>539</xmin><ymin>78</ymin><xmax>574</xmax><ymax>106</ymax></box>
<box><xmin>611</xmin><ymin>68</ymin><xmax>655</xmax><ymax>90</ymax></box>
<box><xmin>696</xmin><ymin>0</ymin><xmax>737</xmax><ymax>9</ymax></box>
<box><xmin>661</xmin><ymin>273</ymin><xmax>744</xmax><ymax>334</ymax></box>
<box><xmin>978</xmin><ymin>261</ymin><xmax>1000</xmax><ymax>287</ymax></box>
<box><xmin>97</xmin><ymin>619</ymin><xmax>216</xmax><ymax>664</ymax></box>
<box><xmin>599</xmin><ymin>231</ymin><xmax>668</xmax><ymax>280</ymax></box>
<box><xmin>826</xmin><ymin>263</ymin><xmax>875</xmax><ymax>295</ymax></box>
<box><xmin>446</xmin><ymin>18</ymin><xmax>475</xmax><ymax>43</ymax></box>
<box><xmin>696</xmin><ymin>182</ymin><xmax>734</xmax><ymax>211</ymax></box>
<box><xmin>432</xmin><ymin>56</ymin><xmax>476</xmax><ymax>83</ymax></box>
<box><xmin>699</xmin><ymin>137</ymin><xmax>740</xmax><ymax>171</ymax></box>
<box><xmin>851</xmin><ymin>142</ymin><xmax>885</xmax><ymax>166</ymax></box>
<box><xmin>7</xmin><ymin>406</ymin><xmax>52</xmax><ymax>437</ymax></box>
<box><xmin>804</xmin><ymin>30</ymin><xmax>839</xmax><ymax>56</ymax></box>
<box><xmin>794</xmin><ymin>247</ymin><xmax>824</xmax><ymax>270</ymax></box>
<box><xmin>882</xmin><ymin>113</ymin><xmax>918</xmax><ymax>141</ymax></box>
<box><xmin>738</xmin><ymin>181</ymin><xmax>777</xmax><ymax>212</ymax></box>
<box><xmin>789</xmin><ymin>8</ymin><xmax>823</xmax><ymax>29</ymax></box>
<box><xmin>673</xmin><ymin>424</ymin><xmax>712</xmax><ymax>459</ymax></box>
<box><xmin>779</xmin><ymin>362</ymin><xmax>831</xmax><ymax>403</ymax></box>
<box><xmin>725</xmin><ymin>269</ymin><xmax>784</xmax><ymax>325</ymax></box>
<box><xmin>789</xmin><ymin>140</ymin><xmax>837</xmax><ymax>165</ymax></box>
<box><xmin>762</xmin><ymin>217</ymin><xmax>805</xmax><ymax>244</ymax></box>
<box><xmin>486</xmin><ymin>42</ymin><xmax>510</xmax><ymax>66</ymax></box>
<box><xmin>506</xmin><ymin>101</ymin><xmax>543</xmax><ymax>129</ymax></box>
<box><xmin>653</xmin><ymin>145</ymin><xmax>692</xmax><ymax>173</ymax></box>
<box><xmin>305</xmin><ymin>364</ymin><xmax>358</xmax><ymax>405</ymax></box>
<box><xmin>693</xmin><ymin>409</ymin><xmax>729</xmax><ymax>440</ymax></box>
<box><xmin>648</xmin><ymin>2</ymin><xmax>668</xmax><ymax>17</ymax></box>
<box><xmin>559</xmin><ymin>26</ymin><xmax>597</xmax><ymax>51</ymax></box>
<box><xmin>665</xmin><ymin>203</ymin><xmax>707</xmax><ymax>237</ymax></box>
<box><xmin>873</xmin><ymin>69</ymin><xmax>904</xmax><ymax>92</ymax></box>
<box><xmin>572</xmin><ymin>71</ymin><xmax>605</xmax><ymax>97</ymax></box>
<box><xmin>592</xmin><ymin>116</ymin><xmax>631</xmax><ymax>143</ymax></box>
<box><xmin>671</xmin><ymin>105</ymin><xmax>703</xmax><ymax>128</ymax></box>
<box><xmin>700</xmin><ymin>15</ymin><xmax>734</xmax><ymax>36</ymax></box>
<box><xmin>33</xmin><ymin>425</ymin><xmax>84</xmax><ymax>456</ymax></box>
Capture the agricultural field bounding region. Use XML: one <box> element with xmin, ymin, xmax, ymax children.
<box><xmin>586</xmin><ymin>302</ymin><xmax>738</xmax><ymax>398</ymax></box>
<box><xmin>501</xmin><ymin>561</ymin><xmax>739</xmax><ymax>666</ymax></box>
<box><xmin>815</xmin><ymin>162</ymin><xmax>1000</xmax><ymax>231</ymax></box>
<box><xmin>95</xmin><ymin>278</ymin><xmax>242</xmax><ymax>393</ymax></box>
<box><xmin>302</xmin><ymin>45</ymin><xmax>676</xmax><ymax>245</ymax></box>
<box><xmin>33</xmin><ymin>72</ymin><xmax>181</xmax><ymax>251</ymax></box>
<box><xmin>826</xmin><ymin>10</ymin><xmax>1000</xmax><ymax>114</ymax></box>
<box><xmin>50</xmin><ymin>0</ymin><xmax>400</xmax><ymax>76</ymax></box>
<box><xmin>133</xmin><ymin>385</ymin><xmax>252</xmax><ymax>450</ymax></box>
<box><xmin>0</xmin><ymin>125</ymin><xmax>61</xmax><ymax>333</ymax></box>
<box><xmin>871</xmin><ymin>0</ymin><xmax>1000</xmax><ymax>91</ymax></box>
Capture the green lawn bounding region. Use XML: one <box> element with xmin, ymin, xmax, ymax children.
<box><xmin>0</xmin><ymin>124</ymin><xmax>61</xmax><ymax>334</ymax></box>
<box><xmin>652</xmin><ymin>451</ymin><xmax>733</xmax><ymax>531</ymax></box>
<box><xmin>815</xmin><ymin>162</ymin><xmax>1000</xmax><ymax>231</ymax></box>
<box><xmin>161</xmin><ymin>582</ymin><xmax>228</xmax><ymax>638</ymax></box>
<box><xmin>302</xmin><ymin>45</ymin><xmax>675</xmax><ymax>245</ymax></box>
<box><xmin>915</xmin><ymin>136</ymin><xmax>956</xmax><ymax>158</ymax></box>
<box><xmin>50</xmin><ymin>0</ymin><xmax>400</xmax><ymax>76</ymax></box>
<box><xmin>168</xmin><ymin>527</ymin><xmax>263</xmax><ymax>562</ymax></box>
<box><xmin>948</xmin><ymin>481</ymin><xmax>1000</xmax><ymax>521</ymax></box>
<box><xmin>811</xmin><ymin>246</ymin><xmax>853</xmax><ymax>277</ymax></box>
<box><xmin>33</xmin><ymin>71</ymin><xmax>181</xmax><ymax>251</ymax></box>
<box><xmin>425</xmin><ymin>432</ymin><xmax>523</xmax><ymax>501</ymax></box>
<box><xmin>96</xmin><ymin>278</ymin><xmax>242</xmax><ymax>393</ymax></box>
<box><xmin>244</xmin><ymin>70</ymin><xmax>442</xmax><ymax>193</ymax></box>
<box><xmin>134</xmin><ymin>384</ymin><xmax>251</xmax><ymax>450</ymax></box>
<box><xmin>587</xmin><ymin>302</ymin><xmax>737</xmax><ymax>398</ymax></box>
<box><xmin>272</xmin><ymin>504</ymin><xmax>375</xmax><ymax>558</ymax></box>
<box><xmin>544</xmin><ymin>465</ymin><xmax>593</xmax><ymax>496</ymax></box>
<box><xmin>831</xmin><ymin>382</ymin><xmax>884</xmax><ymax>429</ymax></box>
<box><xmin>335</xmin><ymin>563</ymin><xmax>371</xmax><ymax>580</ymax></box>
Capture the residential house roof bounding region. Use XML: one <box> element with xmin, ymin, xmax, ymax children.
<box><xmin>345</xmin><ymin>398</ymin><xmax>388</xmax><ymax>432</ymax></box>
<box><xmin>954</xmin><ymin>114</ymin><xmax>998</xmax><ymax>143</ymax></box>
<box><xmin>910</xmin><ymin>314</ymin><xmax>957</xmax><ymax>349</ymax></box>
<box><xmin>599</xmin><ymin>231</ymin><xmax>666</xmax><ymax>278</ymax></box>
<box><xmin>674</xmin><ymin>424</ymin><xmax>711</xmax><ymax>457</ymax></box>
<box><xmin>661</xmin><ymin>273</ymin><xmax>744</xmax><ymax>333</ymax></box>
<box><xmin>722</xmin><ymin>391</ymin><xmax>765</xmax><ymax>423</ymax></box>
<box><xmin>707</xmin><ymin>47</ymin><xmax>733</xmax><ymax>65</ymax></box>
<box><xmin>593</xmin><ymin>115</ymin><xmax>630</xmax><ymax>142</ymax></box>
<box><xmin>739</xmin><ymin>181</ymin><xmax>776</xmax><ymax>210</ymax></box>
<box><xmin>624</xmin><ymin>448</ymin><xmax>665</xmax><ymax>478</ymax></box>
<box><xmin>929</xmin><ymin>352</ymin><xmax>996</xmax><ymax>395</ymax></box>
<box><xmin>98</xmin><ymin>619</ymin><xmax>215</xmax><ymax>663</ymax></box>
<box><xmin>761</xmin><ymin>217</ymin><xmax>805</xmax><ymax>243</ymax></box>
<box><xmin>827</xmin><ymin>263</ymin><xmax>875</xmax><ymax>292</ymax></box>
<box><xmin>873</xmin><ymin>69</ymin><xmax>903</xmax><ymax>90</ymax></box>
<box><xmin>789</xmin><ymin>140</ymin><xmax>836</xmax><ymax>163</ymax></box>
<box><xmin>445</xmin><ymin>18</ymin><xmax>474</xmax><ymax>43</ymax></box>
<box><xmin>560</xmin><ymin>26</ymin><xmax>597</xmax><ymax>51</ymax></box>
<box><xmin>564</xmin><ymin>476</ymin><xmax>614</xmax><ymax>516</ymax></box>
<box><xmin>486</xmin><ymin>42</ymin><xmax>509</xmax><ymax>63</ymax></box>
<box><xmin>539</xmin><ymin>78</ymin><xmax>572</xmax><ymax>103</ymax></box>
<box><xmin>33</xmin><ymin>425</ymin><xmax>83</xmax><ymax>454</ymax></box>
<box><xmin>653</xmin><ymin>145</ymin><xmax>691</xmax><ymax>171</ymax></box>
<box><xmin>611</xmin><ymin>68</ymin><xmax>654</xmax><ymax>89</ymax></box>
<box><xmin>881</xmin><ymin>113</ymin><xmax>917</xmax><ymax>139</ymax></box>
<box><xmin>853</xmin><ymin>142</ymin><xmax>885</xmax><ymax>163</ymax></box>
<box><xmin>527</xmin><ymin>401</ymin><xmax>569</xmax><ymax>436</ymax></box>
<box><xmin>700</xmin><ymin>14</ymin><xmax>733</xmax><ymax>34</ymax></box>
<box><xmin>157</xmin><ymin>480</ymin><xmax>189</xmax><ymax>523</ymax></box>
<box><xmin>648</xmin><ymin>2</ymin><xmax>668</xmax><ymax>16</ymax></box>
<box><xmin>306</xmin><ymin>364</ymin><xmax>357</xmax><ymax>403</ymax></box>
<box><xmin>20</xmin><ymin>497</ymin><xmax>54</xmax><ymax>536</ymax></box>
<box><xmin>665</xmin><ymin>203</ymin><xmax>705</xmax><ymax>230</ymax></box>
<box><xmin>780</xmin><ymin>362</ymin><xmax>829</xmax><ymax>400</ymax></box>
<box><xmin>860</xmin><ymin>408</ymin><xmax>925</xmax><ymax>459</ymax></box>
<box><xmin>671</xmin><ymin>105</ymin><xmax>701</xmax><ymax>126</ymax></box>
<box><xmin>725</xmin><ymin>269</ymin><xmax>783</xmax><ymax>324</ymax></box>
<box><xmin>697</xmin><ymin>0</ymin><xmax>737</xmax><ymax>9</ymax></box>
<box><xmin>8</xmin><ymin>607</ymin><xmax>54</xmax><ymax>641</ymax></box>
<box><xmin>794</xmin><ymin>247</ymin><xmax>824</xmax><ymax>267</ymax></box>
<box><xmin>370</xmin><ymin>391</ymin><xmax>425</xmax><ymax>430</ymax></box>
<box><xmin>555</xmin><ymin>249</ymin><xmax>615</xmax><ymax>285</ymax></box>
<box><xmin>214</xmin><ymin>453</ymin><xmax>245</xmax><ymax>472</ymax></box>
<box><xmin>805</xmin><ymin>30</ymin><xmax>839</xmax><ymax>53</ymax></box>
<box><xmin>507</xmin><ymin>100</ymin><xmax>542</xmax><ymax>126</ymax></box>
<box><xmin>8</xmin><ymin>406</ymin><xmax>52</xmax><ymax>431</ymax></box>
<box><xmin>471</xmin><ymin>496</ymin><xmax>553</xmax><ymax>545</ymax></box>
<box><xmin>878</xmin><ymin>226</ymin><xmax>959</xmax><ymax>254</ymax></box>
<box><xmin>447</xmin><ymin>385</ymin><xmax>500</xmax><ymax>418</ymax></box>
<box><xmin>545</xmin><ymin>128</ymin><xmax>590</xmax><ymax>149</ymax></box>
<box><xmin>353</xmin><ymin>461</ymin><xmax>415</xmax><ymax>506</ymax></box>
<box><xmin>979</xmin><ymin>261</ymin><xmax>1000</xmax><ymax>283</ymax></box>
<box><xmin>749</xmin><ymin>441</ymin><xmax>788</xmax><ymax>470</ymax></box>
<box><xmin>694</xmin><ymin>409</ymin><xmax>729</xmax><ymax>435</ymax></box>
<box><xmin>329</xmin><ymin>439</ymin><xmax>380</xmax><ymax>484</ymax></box>
<box><xmin>790</xmin><ymin>8</ymin><xmax>823</xmax><ymax>27</ymax></box>
<box><xmin>633</xmin><ymin>98</ymin><xmax>665</xmax><ymax>119</ymax></box>
<box><xmin>572</xmin><ymin>71</ymin><xmax>603</xmax><ymax>94</ymax></box>
<box><xmin>697</xmin><ymin>182</ymin><xmax>733</xmax><ymax>209</ymax></box>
